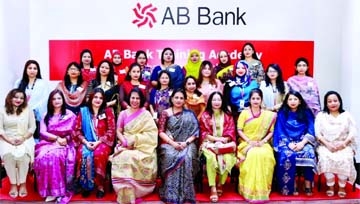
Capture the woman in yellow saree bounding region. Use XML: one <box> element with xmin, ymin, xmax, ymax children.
<box><xmin>237</xmin><ymin>88</ymin><xmax>276</xmax><ymax>202</ymax></box>
<box><xmin>110</xmin><ymin>88</ymin><xmax>158</xmax><ymax>204</ymax></box>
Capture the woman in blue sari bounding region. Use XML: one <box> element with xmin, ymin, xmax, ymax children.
<box><xmin>158</xmin><ymin>89</ymin><xmax>199</xmax><ymax>204</ymax></box>
<box><xmin>274</xmin><ymin>90</ymin><xmax>317</xmax><ymax>196</ymax></box>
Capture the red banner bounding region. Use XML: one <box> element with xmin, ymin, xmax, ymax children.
<box><xmin>49</xmin><ymin>40</ymin><xmax>314</xmax><ymax>81</ymax></box>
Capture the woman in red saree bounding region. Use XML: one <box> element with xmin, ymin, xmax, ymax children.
<box><xmin>73</xmin><ymin>88</ymin><xmax>115</xmax><ymax>198</ymax></box>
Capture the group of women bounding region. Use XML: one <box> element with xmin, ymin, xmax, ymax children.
<box><xmin>0</xmin><ymin>42</ymin><xmax>358</xmax><ymax>204</ymax></box>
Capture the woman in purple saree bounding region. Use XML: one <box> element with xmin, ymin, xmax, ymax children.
<box><xmin>34</xmin><ymin>89</ymin><xmax>77</xmax><ymax>203</ymax></box>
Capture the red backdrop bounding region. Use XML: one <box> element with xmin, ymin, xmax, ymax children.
<box><xmin>49</xmin><ymin>40</ymin><xmax>314</xmax><ymax>81</ymax></box>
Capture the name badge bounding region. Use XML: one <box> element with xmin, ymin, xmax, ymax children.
<box><xmin>139</xmin><ymin>84</ymin><xmax>146</xmax><ymax>89</ymax></box>
<box><xmin>168</xmin><ymin>68</ymin><xmax>175</xmax><ymax>72</ymax></box>
<box><xmin>76</xmin><ymin>87</ymin><xmax>84</xmax><ymax>92</ymax></box>
<box><xmin>239</xmin><ymin>99</ymin><xmax>245</xmax><ymax>108</ymax></box>
<box><xmin>144</xmin><ymin>71</ymin><xmax>151</xmax><ymax>76</ymax></box>
<box><xmin>119</xmin><ymin>69</ymin><xmax>126</xmax><ymax>74</ymax></box>
<box><xmin>307</xmin><ymin>82</ymin><xmax>313</xmax><ymax>87</ymax></box>
<box><xmin>98</xmin><ymin>113</ymin><xmax>106</xmax><ymax>120</ymax></box>
<box><xmin>90</xmin><ymin>68</ymin><xmax>96</xmax><ymax>72</ymax></box>
<box><xmin>153</xmin><ymin>112</ymin><xmax>158</xmax><ymax>119</ymax></box>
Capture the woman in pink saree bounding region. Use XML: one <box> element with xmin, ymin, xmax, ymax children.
<box><xmin>110</xmin><ymin>88</ymin><xmax>158</xmax><ymax>204</ymax></box>
<box><xmin>34</xmin><ymin>89</ymin><xmax>77</xmax><ymax>203</ymax></box>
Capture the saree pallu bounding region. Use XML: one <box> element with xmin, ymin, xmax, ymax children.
<box><xmin>110</xmin><ymin>108</ymin><xmax>158</xmax><ymax>204</ymax></box>
<box><xmin>75</xmin><ymin>107</ymin><xmax>114</xmax><ymax>190</ymax></box>
<box><xmin>274</xmin><ymin>110</ymin><xmax>317</xmax><ymax>195</ymax></box>
<box><xmin>158</xmin><ymin>109</ymin><xmax>199</xmax><ymax>204</ymax></box>
<box><xmin>34</xmin><ymin>110</ymin><xmax>76</xmax><ymax>203</ymax></box>
<box><xmin>237</xmin><ymin>110</ymin><xmax>276</xmax><ymax>202</ymax></box>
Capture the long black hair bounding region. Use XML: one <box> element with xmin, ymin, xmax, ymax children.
<box><xmin>264</xmin><ymin>63</ymin><xmax>286</xmax><ymax>94</ymax></box>
<box><xmin>18</xmin><ymin>60</ymin><xmax>42</xmax><ymax>91</ymax></box>
<box><xmin>44</xmin><ymin>89</ymin><xmax>67</xmax><ymax>127</ymax></box>
<box><xmin>279</xmin><ymin>90</ymin><xmax>310</xmax><ymax>121</ymax></box>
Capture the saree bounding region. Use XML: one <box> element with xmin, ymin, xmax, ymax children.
<box><xmin>315</xmin><ymin>111</ymin><xmax>358</xmax><ymax>183</ymax></box>
<box><xmin>273</xmin><ymin>109</ymin><xmax>317</xmax><ymax>195</ymax></box>
<box><xmin>185</xmin><ymin>92</ymin><xmax>206</xmax><ymax>118</ymax></box>
<box><xmin>287</xmin><ymin>75</ymin><xmax>321</xmax><ymax>116</ymax></box>
<box><xmin>237</xmin><ymin>109</ymin><xmax>276</xmax><ymax>202</ymax></box>
<box><xmin>215</xmin><ymin>65</ymin><xmax>233</xmax><ymax>84</ymax></box>
<box><xmin>199</xmin><ymin>111</ymin><xmax>237</xmax><ymax>186</ymax></box>
<box><xmin>158</xmin><ymin>109</ymin><xmax>199</xmax><ymax>204</ymax></box>
<box><xmin>74</xmin><ymin>107</ymin><xmax>115</xmax><ymax>190</ymax></box>
<box><xmin>34</xmin><ymin>110</ymin><xmax>76</xmax><ymax>203</ymax></box>
<box><xmin>246</xmin><ymin>59</ymin><xmax>265</xmax><ymax>84</ymax></box>
<box><xmin>149</xmin><ymin>87</ymin><xmax>172</xmax><ymax>116</ymax></box>
<box><xmin>110</xmin><ymin>108</ymin><xmax>158</xmax><ymax>204</ymax></box>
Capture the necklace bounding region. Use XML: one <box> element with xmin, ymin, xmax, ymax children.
<box><xmin>172</xmin><ymin>107</ymin><xmax>182</xmax><ymax>118</ymax></box>
<box><xmin>250</xmin><ymin>108</ymin><xmax>261</xmax><ymax>118</ymax></box>
<box><xmin>27</xmin><ymin>78</ymin><xmax>37</xmax><ymax>90</ymax></box>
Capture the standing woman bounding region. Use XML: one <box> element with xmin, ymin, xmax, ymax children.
<box><xmin>79</xmin><ymin>49</ymin><xmax>96</xmax><ymax>82</ymax></box>
<box><xmin>34</xmin><ymin>89</ymin><xmax>77</xmax><ymax>203</ymax></box>
<box><xmin>56</xmin><ymin>61</ymin><xmax>88</xmax><ymax>114</ymax></box>
<box><xmin>88</xmin><ymin>59</ymin><xmax>119</xmax><ymax>117</ymax></box>
<box><xmin>184</xmin><ymin>76</ymin><xmax>206</xmax><ymax>119</ymax></box>
<box><xmin>112</xmin><ymin>51</ymin><xmax>127</xmax><ymax>85</ymax></box>
<box><xmin>150</xmin><ymin>47</ymin><xmax>184</xmax><ymax>89</ymax></box>
<box><xmin>184</xmin><ymin>49</ymin><xmax>202</xmax><ymax>78</ymax></box>
<box><xmin>110</xmin><ymin>88</ymin><xmax>158</xmax><ymax>204</ymax></box>
<box><xmin>240</xmin><ymin>42</ymin><xmax>265</xmax><ymax>84</ymax></box>
<box><xmin>0</xmin><ymin>89</ymin><xmax>36</xmax><ymax>198</ymax></box>
<box><xmin>287</xmin><ymin>57</ymin><xmax>321</xmax><ymax>116</ymax></box>
<box><xmin>199</xmin><ymin>92</ymin><xmax>237</xmax><ymax>203</ymax></box>
<box><xmin>236</xmin><ymin>88</ymin><xmax>276</xmax><ymax>202</ymax></box>
<box><xmin>259</xmin><ymin>63</ymin><xmax>288</xmax><ymax>112</ymax></box>
<box><xmin>158</xmin><ymin>89</ymin><xmax>199</xmax><ymax>204</ymax></box>
<box><xmin>215</xmin><ymin>50</ymin><xmax>234</xmax><ymax>84</ymax></box>
<box><xmin>135</xmin><ymin>50</ymin><xmax>152</xmax><ymax>86</ymax></box>
<box><xmin>14</xmin><ymin>60</ymin><xmax>49</xmax><ymax>139</ymax></box>
<box><xmin>149</xmin><ymin>70</ymin><xmax>173</xmax><ymax>121</ymax></box>
<box><xmin>119</xmin><ymin>62</ymin><xmax>148</xmax><ymax>110</ymax></box>
<box><xmin>197</xmin><ymin>60</ymin><xmax>223</xmax><ymax>102</ymax></box>
<box><xmin>223</xmin><ymin>60</ymin><xmax>258</xmax><ymax>119</ymax></box>
<box><xmin>273</xmin><ymin>90</ymin><xmax>317</xmax><ymax>196</ymax></box>
<box><xmin>315</xmin><ymin>91</ymin><xmax>358</xmax><ymax>198</ymax></box>
<box><xmin>74</xmin><ymin>88</ymin><xmax>115</xmax><ymax>198</ymax></box>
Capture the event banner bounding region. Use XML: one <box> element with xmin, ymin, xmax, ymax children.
<box><xmin>49</xmin><ymin>40</ymin><xmax>314</xmax><ymax>81</ymax></box>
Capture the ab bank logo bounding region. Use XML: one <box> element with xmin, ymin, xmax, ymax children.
<box><xmin>132</xmin><ymin>3</ymin><xmax>158</xmax><ymax>28</ymax></box>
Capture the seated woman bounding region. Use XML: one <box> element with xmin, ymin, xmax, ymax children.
<box><xmin>199</xmin><ymin>91</ymin><xmax>237</xmax><ymax>203</ymax></box>
<box><xmin>34</xmin><ymin>89</ymin><xmax>77</xmax><ymax>203</ymax></box>
<box><xmin>110</xmin><ymin>88</ymin><xmax>158</xmax><ymax>204</ymax></box>
<box><xmin>236</xmin><ymin>88</ymin><xmax>276</xmax><ymax>202</ymax></box>
<box><xmin>274</xmin><ymin>90</ymin><xmax>317</xmax><ymax>196</ymax></box>
<box><xmin>74</xmin><ymin>88</ymin><xmax>115</xmax><ymax>198</ymax></box>
<box><xmin>0</xmin><ymin>88</ymin><xmax>36</xmax><ymax>198</ymax></box>
<box><xmin>315</xmin><ymin>91</ymin><xmax>358</xmax><ymax>198</ymax></box>
<box><xmin>158</xmin><ymin>89</ymin><xmax>199</xmax><ymax>204</ymax></box>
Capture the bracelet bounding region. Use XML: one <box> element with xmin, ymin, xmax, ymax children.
<box><xmin>186</xmin><ymin>141</ymin><xmax>190</xmax><ymax>146</ymax></box>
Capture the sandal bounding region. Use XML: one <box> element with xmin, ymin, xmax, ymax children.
<box><xmin>9</xmin><ymin>187</ymin><xmax>18</xmax><ymax>198</ymax></box>
<box><xmin>305</xmin><ymin>187</ymin><xmax>313</xmax><ymax>196</ymax></box>
<box><xmin>338</xmin><ymin>187</ymin><xmax>347</xmax><ymax>198</ymax></box>
<box><xmin>326</xmin><ymin>185</ymin><xmax>334</xmax><ymax>197</ymax></box>
<box><xmin>210</xmin><ymin>188</ymin><xmax>219</xmax><ymax>203</ymax></box>
<box><xmin>293</xmin><ymin>187</ymin><xmax>299</xmax><ymax>196</ymax></box>
<box><xmin>216</xmin><ymin>185</ymin><xmax>223</xmax><ymax>197</ymax></box>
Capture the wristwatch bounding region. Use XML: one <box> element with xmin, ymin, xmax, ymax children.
<box><xmin>186</xmin><ymin>141</ymin><xmax>190</xmax><ymax>146</ymax></box>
